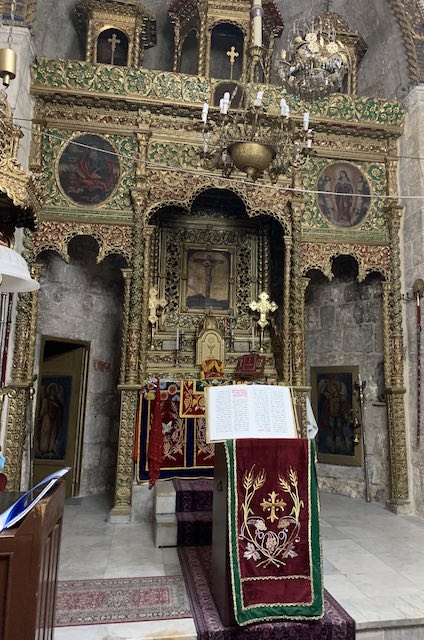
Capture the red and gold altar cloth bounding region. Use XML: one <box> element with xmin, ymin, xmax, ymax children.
<box><xmin>137</xmin><ymin>381</ymin><xmax>214</xmax><ymax>481</ymax></box>
<box><xmin>225</xmin><ymin>438</ymin><xmax>323</xmax><ymax>625</ymax></box>
<box><xmin>180</xmin><ymin>380</ymin><xmax>206</xmax><ymax>418</ymax></box>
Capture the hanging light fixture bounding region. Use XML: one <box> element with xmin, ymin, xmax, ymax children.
<box><xmin>277</xmin><ymin>15</ymin><xmax>350</xmax><ymax>101</ymax></box>
<box><xmin>200</xmin><ymin>90</ymin><xmax>312</xmax><ymax>182</ymax></box>
<box><xmin>198</xmin><ymin>1</ymin><xmax>313</xmax><ymax>183</ymax></box>
<box><xmin>0</xmin><ymin>244</ymin><xmax>39</xmax><ymax>292</ymax></box>
<box><xmin>0</xmin><ymin>0</ymin><xmax>17</xmax><ymax>88</ymax></box>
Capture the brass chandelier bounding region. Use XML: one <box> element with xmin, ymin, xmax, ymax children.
<box><xmin>277</xmin><ymin>15</ymin><xmax>350</xmax><ymax>101</ymax></box>
<box><xmin>200</xmin><ymin>88</ymin><xmax>312</xmax><ymax>183</ymax></box>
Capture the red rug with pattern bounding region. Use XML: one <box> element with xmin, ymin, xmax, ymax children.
<box><xmin>178</xmin><ymin>546</ymin><xmax>356</xmax><ymax>639</ymax></box>
<box><xmin>55</xmin><ymin>575</ymin><xmax>192</xmax><ymax>627</ymax></box>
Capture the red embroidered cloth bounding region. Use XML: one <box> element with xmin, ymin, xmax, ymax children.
<box><xmin>148</xmin><ymin>381</ymin><xmax>163</xmax><ymax>488</ymax></box>
<box><xmin>225</xmin><ymin>438</ymin><xmax>323</xmax><ymax>625</ymax></box>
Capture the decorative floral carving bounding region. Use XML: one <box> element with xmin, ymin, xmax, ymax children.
<box><xmin>31</xmin><ymin>220</ymin><xmax>132</xmax><ymax>263</ymax></box>
<box><xmin>300</xmin><ymin>242</ymin><xmax>391</xmax><ymax>281</ymax></box>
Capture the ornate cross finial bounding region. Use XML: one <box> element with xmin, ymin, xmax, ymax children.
<box><xmin>226</xmin><ymin>45</ymin><xmax>239</xmax><ymax>80</ymax></box>
<box><xmin>148</xmin><ymin>287</ymin><xmax>167</xmax><ymax>325</ymax></box>
<box><xmin>249</xmin><ymin>291</ymin><xmax>278</xmax><ymax>329</ymax></box>
<box><xmin>107</xmin><ymin>32</ymin><xmax>121</xmax><ymax>65</ymax></box>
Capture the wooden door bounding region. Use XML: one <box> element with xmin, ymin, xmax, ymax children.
<box><xmin>33</xmin><ymin>340</ymin><xmax>88</xmax><ymax>497</ymax></box>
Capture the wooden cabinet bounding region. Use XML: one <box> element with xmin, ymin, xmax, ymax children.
<box><xmin>0</xmin><ymin>482</ymin><xmax>65</xmax><ymax>640</ymax></box>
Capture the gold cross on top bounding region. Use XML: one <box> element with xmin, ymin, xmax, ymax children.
<box><xmin>226</xmin><ymin>46</ymin><xmax>239</xmax><ymax>64</ymax></box>
<box><xmin>260</xmin><ymin>491</ymin><xmax>287</xmax><ymax>523</ymax></box>
<box><xmin>226</xmin><ymin>45</ymin><xmax>239</xmax><ymax>80</ymax></box>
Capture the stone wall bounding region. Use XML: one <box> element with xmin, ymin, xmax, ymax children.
<box><xmin>305</xmin><ymin>265</ymin><xmax>390</xmax><ymax>503</ymax></box>
<box><xmin>399</xmin><ymin>86</ymin><xmax>424</xmax><ymax>516</ymax></box>
<box><xmin>35</xmin><ymin>237</ymin><xmax>124</xmax><ymax>496</ymax></box>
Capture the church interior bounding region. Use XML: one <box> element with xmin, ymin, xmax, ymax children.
<box><xmin>0</xmin><ymin>0</ymin><xmax>424</xmax><ymax>637</ymax></box>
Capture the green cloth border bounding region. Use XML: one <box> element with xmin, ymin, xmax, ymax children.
<box><xmin>225</xmin><ymin>439</ymin><xmax>323</xmax><ymax>626</ymax></box>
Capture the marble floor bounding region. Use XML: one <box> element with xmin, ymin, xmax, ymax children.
<box><xmin>54</xmin><ymin>490</ymin><xmax>424</xmax><ymax>640</ymax></box>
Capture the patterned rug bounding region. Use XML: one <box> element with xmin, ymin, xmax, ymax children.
<box><xmin>55</xmin><ymin>575</ymin><xmax>192</xmax><ymax>627</ymax></box>
<box><xmin>178</xmin><ymin>546</ymin><xmax>356</xmax><ymax>639</ymax></box>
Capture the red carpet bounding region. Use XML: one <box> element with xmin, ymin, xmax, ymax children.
<box><xmin>55</xmin><ymin>575</ymin><xmax>191</xmax><ymax>627</ymax></box>
<box><xmin>178</xmin><ymin>546</ymin><xmax>356</xmax><ymax>639</ymax></box>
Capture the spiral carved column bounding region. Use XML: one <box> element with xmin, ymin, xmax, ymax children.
<box><xmin>110</xmin><ymin>133</ymin><xmax>150</xmax><ymax>517</ymax></box>
<box><xmin>386</xmin><ymin>204</ymin><xmax>409</xmax><ymax>509</ymax></box>
<box><xmin>283</xmin><ymin>235</ymin><xmax>292</xmax><ymax>384</ymax></box>
<box><xmin>5</xmin><ymin>263</ymin><xmax>43</xmax><ymax>490</ymax></box>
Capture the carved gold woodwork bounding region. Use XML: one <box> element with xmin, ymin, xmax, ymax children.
<box><xmin>76</xmin><ymin>0</ymin><xmax>156</xmax><ymax>67</ymax></box>
<box><xmin>300</xmin><ymin>242</ymin><xmax>391</xmax><ymax>282</ymax></box>
<box><xmin>119</xmin><ymin>268</ymin><xmax>132</xmax><ymax>385</ymax></box>
<box><xmin>26</xmin><ymin>10</ymin><xmax>414</xmax><ymax>516</ymax></box>
<box><xmin>4</xmin><ymin>260</ymin><xmax>42</xmax><ymax>491</ymax></box>
<box><xmin>0</xmin><ymin>91</ymin><xmax>42</xmax><ymax>231</ymax></box>
<box><xmin>111</xmin><ymin>387</ymin><xmax>140</xmax><ymax>516</ymax></box>
<box><xmin>31</xmin><ymin>220</ymin><xmax>132</xmax><ymax>263</ymax></box>
<box><xmin>168</xmin><ymin>0</ymin><xmax>283</xmax><ymax>81</ymax></box>
<box><xmin>145</xmin><ymin>169</ymin><xmax>291</xmax><ymax>229</ymax></box>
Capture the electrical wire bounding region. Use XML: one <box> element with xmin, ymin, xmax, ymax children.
<box><xmin>6</xmin><ymin>116</ymin><xmax>424</xmax><ymax>202</ymax></box>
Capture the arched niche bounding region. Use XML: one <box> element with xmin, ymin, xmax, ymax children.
<box><xmin>33</xmin><ymin>235</ymin><xmax>128</xmax><ymax>497</ymax></box>
<box><xmin>210</xmin><ymin>23</ymin><xmax>244</xmax><ymax>80</ymax></box>
<box><xmin>97</xmin><ymin>28</ymin><xmax>129</xmax><ymax>66</ymax></box>
<box><xmin>304</xmin><ymin>255</ymin><xmax>389</xmax><ymax>502</ymax></box>
<box><xmin>180</xmin><ymin>30</ymin><xmax>199</xmax><ymax>75</ymax></box>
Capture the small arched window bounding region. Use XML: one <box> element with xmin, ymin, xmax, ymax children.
<box><xmin>210</xmin><ymin>23</ymin><xmax>244</xmax><ymax>80</ymax></box>
<box><xmin>97</xmin><ymin>28</ymin><xmax>129</xmax><ymax>66</ymax></box>
<box><xmin>180</xmin><ymin>30</ymin><xmax>199</xmax><ymax>75</ymax></box>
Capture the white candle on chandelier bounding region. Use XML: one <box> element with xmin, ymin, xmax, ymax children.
<box><xmin>279</xmin><ymin>97</ymin><xmax>289</xmax><ymax>117</ymax></box>
<box><xmin>201</xmin><ymin>102</ymin><xmax>209</xmax><ymax>124</ymax></box>
<box><xmin>251</xmin><ymin>0</ymin><xmax>263</xmax><ymax>47</ymax></box>
<box><xmin>176</xmin><ymin>327</ymin><xmax>180</xmax><ymax>350</ymax></box>
<box><xmin>303</xmin><ymin>111</ymin><xmax>310</xmax><ymax>131</ymax></box>
<box><xmin>222</xmin><ymin>91</ymin><xmax>230</xmax><ymax>114</ymax></box>
<box><xmin>254</xmin><ymin>90</ymin><xmax>264</xmax><ymax>107</ymax></box>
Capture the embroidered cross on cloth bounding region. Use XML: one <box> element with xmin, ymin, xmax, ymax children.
<box><xmin>225</xmin><ymin>438</ymin><xmax>323</xmax><ymax>625</ymax></box>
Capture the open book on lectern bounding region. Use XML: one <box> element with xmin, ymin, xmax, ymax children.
<box><xmin>205</xmin><ymin>384</ymin><xmax>299</xmax><ymax>443</ymax></box>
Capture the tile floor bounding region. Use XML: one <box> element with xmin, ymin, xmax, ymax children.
<box><xmin>54</xmin><ymin>491</ymin><xmax>424</xmax><ymax>640</ymax></box>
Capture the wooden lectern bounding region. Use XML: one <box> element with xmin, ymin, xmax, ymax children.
<box><xmin>0</xmin><ymin>481</ymin><xmax>66</xmax><ymax>640</ymax></box>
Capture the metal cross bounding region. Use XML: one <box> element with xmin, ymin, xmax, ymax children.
<box><xmin>260</xmin><ymin>491</ymin><xmax>287</xmax><ymax>523</ymax></box>
<box><xmin>249</xmin><ymin>291</ymin><xmax>278</xmax><ymax>329</ymax></box>
<box><xmin>226</xmin><ymin>45</ymin><xmax>239</xmax><ymax>80</ymax></box>
<box><xmin>148</xmin><ymin>287</ymin><xmax>167</xmax><ymax>325</ymax></box>
<box><xmin>107</xmin><ymin>32</ymin><xmax>121</xmax><ymax>65</ymax></box>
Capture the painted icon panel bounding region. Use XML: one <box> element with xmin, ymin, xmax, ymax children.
<box><xmin>317</xmin><ymin>162</ymin><xmax>371</xmax><ymax>227</ymax></box>
<box><xmin>58</xmin><ymin>134</ymin><xmax>120</xmax><ymax>206</ymax></box>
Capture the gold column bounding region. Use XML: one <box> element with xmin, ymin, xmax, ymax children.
<box><xmin>111</xmin><ymin>197</ymin><xmax>146</xmax><ymax>518</ymax></box>
<box><xmin>290</xmin><ymin>196</ymin><xmax>305</xmax><ymax>387</ymax></box>
<box><xmin>139</xmin><ymin>225</ymin><xmax>155</xmax><ymax>379</ymax></box>
<box><xmin>289</xmin><ymin>186</ymin><xmax>309</xmax><ymax>436</ymax></box>
<box><xmin>5</xmin><ymin>262</ymin><xmax>43</xmax><ymax>490</ymax></box>
<box><xmin>198</xmin><ymin>0</ymin><xmax>208</xmax><ymax>77</ymax></box>
<box><xmin>111</xmin><ymin>129</ymin><xmax>150</xmax><ymax>519</ymax></box>
<box><xmin>172</xmin><ymin>21</ymin><xmax>181</xmax><ymax>72</ymax></box>
<box><xmin>283</xmin><ymin>235</ymin><xmax>292</xmax><ymax>384</ymax></box>
<box><xmin>385</xmin><ymin>204</ymin><xmax>409</xmax><ymax>508</ymax></box>
<box><xmin>119</xmin><ymin>268</ymin><xmax>132</xmax><ymax>386</ymax></box>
